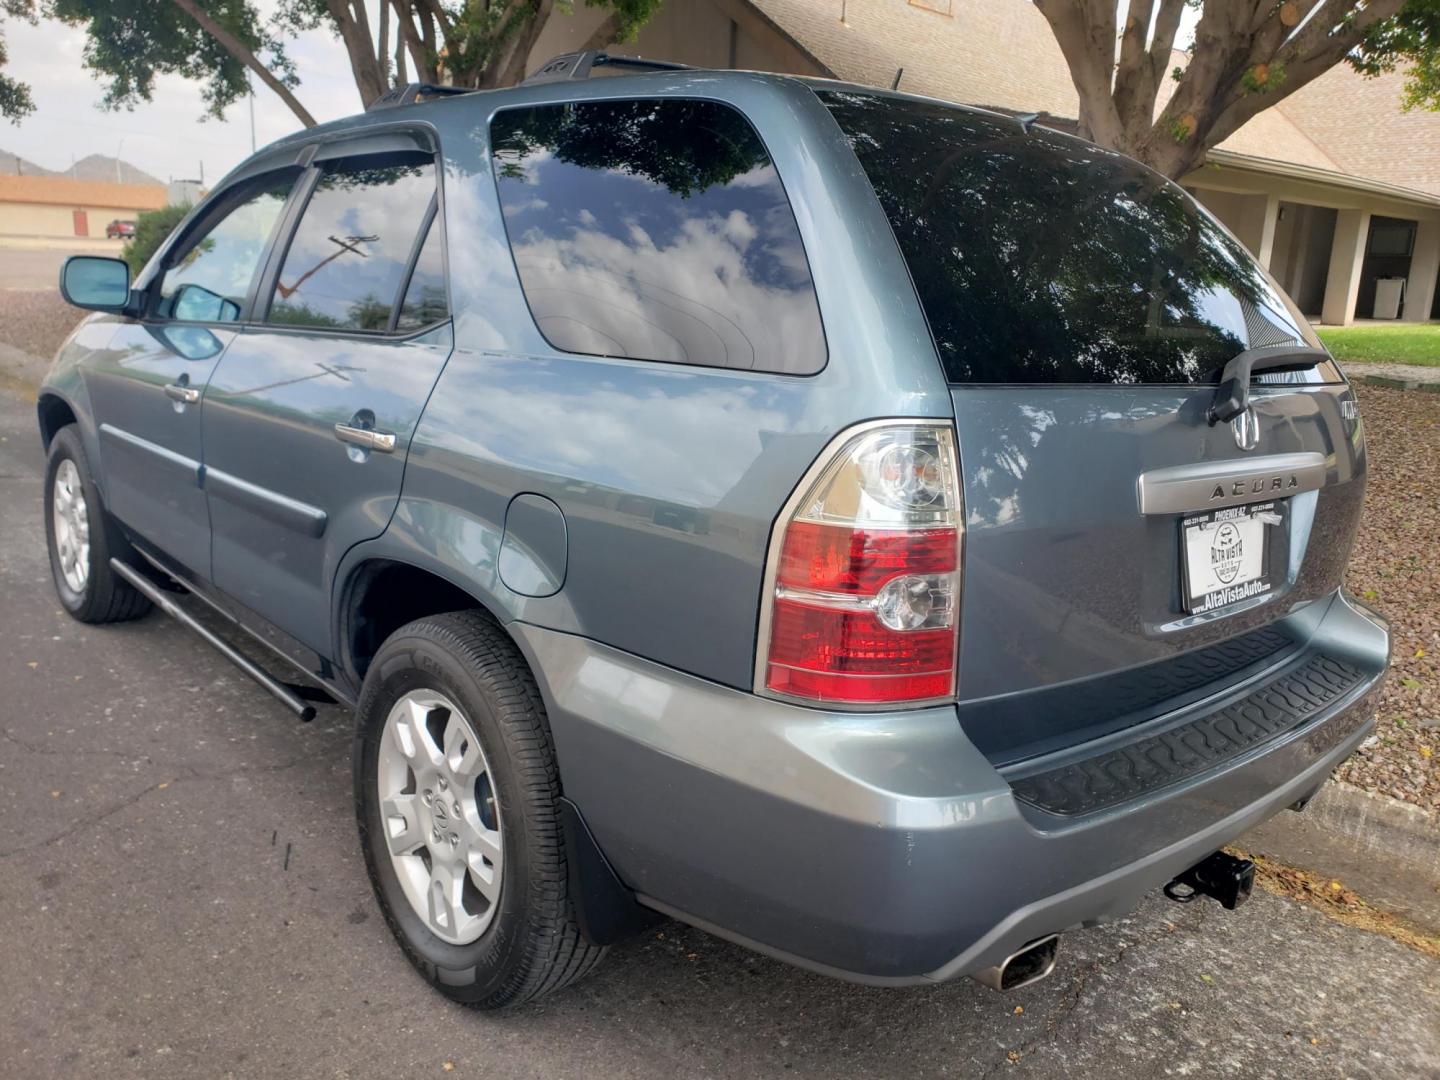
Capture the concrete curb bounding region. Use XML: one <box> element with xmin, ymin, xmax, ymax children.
<box><xmin>1303</xmin><ymin>778</ymin><xmax>1439</xmax><ymax>876</ymax></box>
<box><xmin>1356</xmin><ymin>373</ymin><xmax>1440</xmax><ymax>392</ymax></box>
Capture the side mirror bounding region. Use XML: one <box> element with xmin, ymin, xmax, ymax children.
<box><xmin>172</xmin><ymin>282</ymin><xmax>241</xmax><ymax>324</ymax></box>
<box><xmin>59</xmin><ymin>256</ymin><xmax>132</xmax><ymax>313</ymax></box>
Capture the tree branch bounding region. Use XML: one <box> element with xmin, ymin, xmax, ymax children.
<box><xmin>494</xmin><ymin>0</ymin><xmax>554</xmax><ymax>88</ymax></box>
<box><xmin>168</xmin><ymin>0</ymin><xmax>316</xmax><ymax>127</ymax></box>
<box><xmin>1032</xmin><ymin>0</ymin><xmax>1126</xmax><ymax>147</ymax></box>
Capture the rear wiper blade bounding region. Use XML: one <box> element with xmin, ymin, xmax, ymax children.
<box><xmin>1207</xmin><ymin>345</ymin><xmax>1329</xmax><ymax>425</ymax></box>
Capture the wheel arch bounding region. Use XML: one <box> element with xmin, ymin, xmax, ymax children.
<box><xmin>335</xmin><ymin>553</ymin><xmax>514</xmax><ymax>687</ymax></box>
<box><xmin>36</xmin><ymin>391</ymin><xmax>79</xmax><ymax>452</ymax></box>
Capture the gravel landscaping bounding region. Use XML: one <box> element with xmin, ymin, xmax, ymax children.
<box><xmin>1336</xmin><ymin>384</ymin><xmax>1440</xmax><ymax>811</ymax></box>
<box><xmin>0</xmin><ymin>289</ymin><xmax>84</xmax><ymax>363</ymax></box>
<box><xmin>0</xmin><ymin>291</ymin><xmax>1434</xmax><ymax>810</ymax></box>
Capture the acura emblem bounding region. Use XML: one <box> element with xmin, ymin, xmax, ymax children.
<box><xmin>1231</xmin><ymin>408</ymin><xmax>1260</xmax><ymax>451</ymax></box>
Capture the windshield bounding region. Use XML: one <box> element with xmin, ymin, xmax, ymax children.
<box><xmin>820</xmin><ymin>89</ymin><xmax>1327</xmax><ymax>385</ymax></box>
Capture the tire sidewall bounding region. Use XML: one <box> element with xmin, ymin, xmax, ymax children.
<box><xmin>355</xmin><ymin>628</ymin><xmax>542</xmax><ymax>1002</ymax></box>
<box><xmin>44</xmin><ymin>427</ymin><xmax>100</xmax><ymax>617</ymax></box>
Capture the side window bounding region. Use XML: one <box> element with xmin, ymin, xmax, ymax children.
<box><xmin>267</xmin><ymin>154</ymin><xmax>435</xmax><ymax>332</ymax></box>
<box><xmin>395</xmin><ymin>216</ymin><xmax>447</xmax><ymax>332</ymax></box>
<box><xmin>489</xmin><ymin>99</ymin><xmax>826</xmax><ymax>374</ymax></box>
<box><xmin>159</xmin><ymin>175</ymin><xmax>295</xmax><ymax>323</ymax></box>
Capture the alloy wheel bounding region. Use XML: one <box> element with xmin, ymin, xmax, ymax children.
<box><xmin>52</xmin><ymin>458</ymin><xmax>90</xmax><ymax>594</ymax></box>
<box><xmin>377</xmin><ymin>690</ymin><xmax>503</xmax><ymax>945</ymax></box>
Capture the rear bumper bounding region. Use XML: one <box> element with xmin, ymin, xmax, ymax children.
<box><xmin>514</xmin><ymin>591</ymin><xmax>1388</xmax><ymax>985</ymax></box>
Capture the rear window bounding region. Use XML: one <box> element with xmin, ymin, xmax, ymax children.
<box><xmin>490</xmin><ymin>98</ymin><xmax>826</xmax><ymax>374</ymax></box>
<box><xmin>821</xmin><ymin>90</ymin><xmax>1323</xmax><ymax>385</ymax></box>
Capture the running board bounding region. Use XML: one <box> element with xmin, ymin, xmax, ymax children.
<box><xmin>109</xmin><ymin>558</ymin><xmax>318</xmax><ymax>722</ymax></box>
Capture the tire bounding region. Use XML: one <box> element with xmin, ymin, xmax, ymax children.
<box><xmin>353</xmin><ymin>611</ymin><xmax>605</xmax><ymax>1008</ymax></box>
<box><xmin>43</xmin><ymin>425</ymin><xmax>152</xmax><ymax>624</ymax></box>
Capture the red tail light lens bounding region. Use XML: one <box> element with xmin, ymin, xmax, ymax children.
<box><xmin>757</xmin><ymin>422</ymin><xmax>962</xmax><ymax>708</ymax></box>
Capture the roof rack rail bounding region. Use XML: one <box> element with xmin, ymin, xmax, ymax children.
<box><xmin>367</xmin><ymin>83</ymin><xmax>474</xmax><ymax>112</ymax></box>
<box><xmin>522</xmin><ymin>51</ymin><xmax>691</xmax><ymax>86</ymax></box>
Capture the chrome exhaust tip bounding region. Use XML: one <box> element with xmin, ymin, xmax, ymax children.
<box><xmin>970</xmin><ymin>934</ymin><xmax>1061</xmax><ymax>992</ymax></box>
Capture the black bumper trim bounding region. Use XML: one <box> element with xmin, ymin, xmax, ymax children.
<box><xmin>1009</xmin><ymin>653</ymin><xmax>1367</xmax><ymax>817</ymax></box>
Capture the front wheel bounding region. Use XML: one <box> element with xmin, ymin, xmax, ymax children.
<box><xmin>43</xmin><ymin>425</ymin><xmax>151</xmax><ymax>624</ymax></box>
<box><xmin>353</xmin><ymin>611</ymin><xmax>605</xmax><ymax>1008</ymax></box>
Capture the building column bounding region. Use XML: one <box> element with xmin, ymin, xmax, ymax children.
<box><xmin>1223</xmin><ymin>193</ymin><xmax>1281</xmax><ymax>267</ymax></box>
<box><xmin>1403</xmin><ymin>219</ymin><xmax>1440</xmax><ymax>322</ymax></box>
<box><xmin>1321</xmin><ymin>209</ymin><xmax>1371</xmax><ymax>326</ymax></box>
<box><xmin>1255</xmin><ymin>194</ymin><xmax>1280</xmax><ymax>269</ymax></box>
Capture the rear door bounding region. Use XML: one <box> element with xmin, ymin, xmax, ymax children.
<box><xmin>823</xmin><ymin>92</ymin><xmax>1365</xmax><ymax>760</ymax></box>
<box><xmin>200</xmin><ymin>136</ymin><xmax>452</xmax><ymax>656</ymax></box>
<box><xmin>86</xmin><ymin>173</ymin><xmax>298</xmax><ymax>574</ymax></box>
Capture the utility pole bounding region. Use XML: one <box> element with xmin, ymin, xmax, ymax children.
<box><xmin>249</xmin><ymin>74</ymin><xmax>257</xmax><ymax>154</ymax></box>
<box><xmin>115</xmin><ymin>138</ymin><xmax>127</xmax><ymax>184</ymax></box>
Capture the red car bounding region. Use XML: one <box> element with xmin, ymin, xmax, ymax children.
<box><xmin>105</xmin><ymin>219</ymin><xmax>136</xmax><ymax>239</ymax></box>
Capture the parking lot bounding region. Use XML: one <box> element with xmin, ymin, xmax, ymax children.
<box><xmin>0</xmin><ymin>386</ymin><xmax>1437</xmax><ymax>1078</ymax></box>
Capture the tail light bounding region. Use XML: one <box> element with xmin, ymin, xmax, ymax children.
<box><xmin>756</xmin><ymin>420</ymin><xmax>963</xmax><ymax>708</ymax></box>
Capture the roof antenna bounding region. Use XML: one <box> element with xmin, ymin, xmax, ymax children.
<box><xmin>1016</xmin><ymin>112</ymin><xmax>1040</xmax><ymax>134</ymax></box>
<box><xmin>891</xmin><ymin>67</ymin><xmax>904</xmax><ymax>90</ymax></box>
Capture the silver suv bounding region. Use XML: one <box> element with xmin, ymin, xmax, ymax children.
<box><xmin>40</xmin><ymin>55</ymin><xmax>1388</xmax><ymax>1007</ymax></box>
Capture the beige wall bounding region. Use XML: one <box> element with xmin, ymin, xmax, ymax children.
<box><xmin>526</xmin><ymin>0</ymin><xmax>823</xmax><ymax>77</ymax></box>
<box><xmin>0</xmin><ymin>201</ymin><xmax>150</xmax><ymax>238</ymax></box>
<box><xmin>1188</xmin><ymin>165</ymin><xmax>1440</xmax><ymax>324</ymax></box>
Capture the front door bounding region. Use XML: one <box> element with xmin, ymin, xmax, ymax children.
<box><xmin>85</xmin><ymin>174</ymin><xmax>297</xmax><ymax>574</ymax></box>
<box><xmin>201</xmin><ymin>148</ymin><xmax>451</xmax><ymax>656</ymax></box>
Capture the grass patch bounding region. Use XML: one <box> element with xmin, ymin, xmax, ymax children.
<box><xmin>1316</xmin><ymin>323</ymin><xmax>1440</xmax><ymax>366</ymax></box>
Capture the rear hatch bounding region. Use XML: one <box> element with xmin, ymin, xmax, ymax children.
<box><xmin>822</xmin><ymin>90</ymin><xmax>1366</xmax><ymax>765</ymax></box>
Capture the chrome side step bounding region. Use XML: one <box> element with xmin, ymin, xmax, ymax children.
<box><xmin>109</xmin><ymin>558</ymin><xmax>317</xmax><ymax>722</ymax></box>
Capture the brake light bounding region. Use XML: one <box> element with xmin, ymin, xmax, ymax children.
<box><xmin>757</xmin><ymin>421</ymin><xmax>963</xmax><ymax>707</ymax></box>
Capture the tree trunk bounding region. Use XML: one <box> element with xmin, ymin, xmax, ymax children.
<box><xmin>491</xmin><ymin>0</ymin><xmax>555</xmax><ymax>89</ymax></box>
<box><xmin>1037</xmin><ymin>0</ymin><xmax>1411</xmax><ymax>181</ymax></box>
<box><xmin>168</xmin><ymin>0</ymin><xmax>317</xmax><ymax>127</ymax></box>
<box><xmin>327</xmin><ymin>0</ymin><xmax>388</xmax><ymax>107</ymax></box>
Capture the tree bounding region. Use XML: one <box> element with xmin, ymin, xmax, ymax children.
<box><xmin>121</xmin><ymin>202</ymin><xmax>193</xmax><ymax>274</ymax></box>
<box><xmin>26</xmin><ymin>0</ymin><xmax>661</xmax><ymax>131</ymax></box>
<box><xmin>1034</xmin><ymin>0</ymin><xmax>1440</xmax><ymax>179</ymax></box>
<box><xmin>1</xmin><ymin>1</ymin><xmax>36</xmax><ymax>120</ymax></box>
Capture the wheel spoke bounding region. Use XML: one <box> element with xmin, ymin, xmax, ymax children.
<box><xmin>467</xmin><ymin>823</ymin><xmax>502</xmax><ymax>869</ymax></box>
<box><xmin>443</xmin><ymin>715</ymin><xmax>483</xmax><ymax>778</ymax></box>
<box><xmin>466</xmin><ymin>848</ymin><xmax>502</xmax><ymax>903</ymax></box>
<box><xmin>381</xmin><ymin>795</ymin><xmax>424</xmax><ymax>856</ymax></box>
<box><xmin>426</xmin><ymin>862</ymin><xmax>465</xmax><ymax>936</ymax></box>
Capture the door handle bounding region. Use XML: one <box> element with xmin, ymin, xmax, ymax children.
<box><xmin>163</xmin><ymin>382</ymin><xmax>201</xmax><ymax>404</ymax></box>
<box><xmin>334</xmin><ymin>423</ymin><xmax>397</xmax><ymax>454</ymax></box>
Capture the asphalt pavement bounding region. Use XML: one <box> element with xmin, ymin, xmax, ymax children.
<box><xmin>0</xmin><ymin>385</ymin><xmax>1437</xmax><ymax>1080</ymax></box>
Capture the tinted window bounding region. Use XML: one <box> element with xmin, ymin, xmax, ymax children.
<box><xmin>268</xmin><ymin>155</ymin><xmax>435</xmax><ymax>331</ymax></box>
<box><xmin>490</xmin><ymin>99</ymin><xmax>825</xmax><ymax>374</ymax></box>
<box><xmin>821</xmin><ymin>91</ymin><xmax>1322</xmax><ymax>384</ymax></box>
<box><xmin>396</xmin><ymin>216</ymin><xmax>447</xmax><ymax>331</ymax></box>
<box><xmin>159</xmin><ymin>177</ymin><xmax>293</xmax><ymax>323</ymax></box>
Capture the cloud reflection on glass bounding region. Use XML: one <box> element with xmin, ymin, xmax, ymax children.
<box><xmin>491</xmin><ymin>99</ymin><xmax>826</xmax><ymax>375</ymax></box>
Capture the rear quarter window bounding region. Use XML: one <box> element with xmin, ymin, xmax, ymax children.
<box><xmin>489</xmin><ymin>98</ymin><xmax>826</xmax><ymax>375</ymax></box>
<box><xmin>821</xmin><ymin>90</ymin><xmax>1327</xmax><ymax>385</ymax></box>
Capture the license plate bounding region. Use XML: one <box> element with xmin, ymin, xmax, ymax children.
<box><xmin>1181</xmin><ymin>502</ymin><xmax>1275</xmax><ymax>615</ymax></box>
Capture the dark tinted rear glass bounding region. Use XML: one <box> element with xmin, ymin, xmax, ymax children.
<box><xmin>821</xmin><ymin>90</ymin><xmax>1321</xmax><ymax>385</ymax></box>
<box><xmin>490</xmin><ymin>98</ymin><xmax>826</xmax><ymax>374</ymax></box>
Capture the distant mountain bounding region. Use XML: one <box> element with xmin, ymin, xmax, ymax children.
<box><xmin>0</xmin><ymin>148</ymin><xmax>161</xmax><ymax>185</ymax></box>
<box><xmin>0</xmin><ymin>148</ymin><xmax>53</xmax><ymax>177</ymax></box>
<box><xmin>69</xmin><ymin>154</ymin><xmax>162</xmax><ymax>186</ymax></box>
